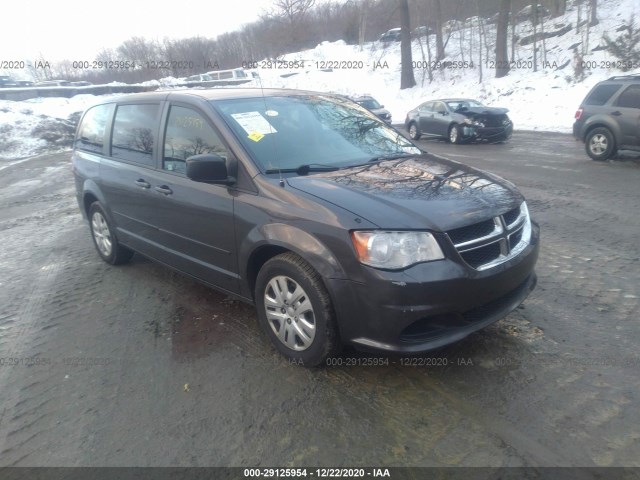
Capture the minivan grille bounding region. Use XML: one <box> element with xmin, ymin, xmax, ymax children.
<box><xmin>446</xmin><ymin>202</ymin><xmax>531</xmax><ymax>271</ymax></box>
<box><xmin>503</xmin><ymin>206</ymin><xmax>521</xmax><ymax>226</ymax></box>
<box><xmin>447</xmin><ymin>219</ymin><xmax>495</xmax><ymax>245</ymax></box>
<box><xmin>460</xmin><ymin>242</ymin><xmax>502</xmax><ymax>269</ymax></box>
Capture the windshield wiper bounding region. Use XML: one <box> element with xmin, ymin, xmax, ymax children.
<box><xmin>265</xmin><ymin>164</ymin><xmax>341</xmax><ymax>176</ymax></box>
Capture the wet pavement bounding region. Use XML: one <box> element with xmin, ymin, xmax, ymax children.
<box><xmin>0</xmin><ymin>132</ymin><xmax>639</xmax><ymax>468</ymax></box>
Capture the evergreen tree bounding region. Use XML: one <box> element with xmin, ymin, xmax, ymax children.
<box><xmin>603</xmin><ymin>17</ymin><xmax>640</xmax><ymax>71</ymax></box>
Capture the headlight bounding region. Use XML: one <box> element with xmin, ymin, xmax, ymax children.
<box><xmin>350</xmin><ymin>231</ymin><xmax>444</xmax><ymax>269</ymax></box>
<box><xmin>463</xmin><ymin>118</ymin><xmax>484</xmax><ymax>127</ymax></box>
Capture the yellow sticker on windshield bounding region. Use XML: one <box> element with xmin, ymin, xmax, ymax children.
<box><xmin>248</xmin><ymin>131</ymin><xmax>264</xmax><ymax>142</ymax></box>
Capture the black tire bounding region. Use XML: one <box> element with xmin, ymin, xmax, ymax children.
<box><xmin>585</xmin><ymin>127</ymin><xmax>616</xmax><ymax>161</ymax></box>
<box><xmin>448</xmin><ymin>124</ymin><xmax>461</xmax><ymax>144</ymax></box>
<box><xmin>408</xmin><ymin>122</ymin><xmax>421</xmax><ymax>140</ymax></box>
<box><xmin>255</xmin><ymin>252</ymin><xmax>340</xmax><ymax>367</ymax></box>
<box><xmin>88</xmin><ymin>202</ymin><xmax>134</xmax><ymax>265</ymax></box>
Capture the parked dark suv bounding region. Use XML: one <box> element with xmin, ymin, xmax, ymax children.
<box><xmin>573</xmin><ymin>74</ymin><xmax>640</xmax><ymax>161</ymax></box>
<box><xmin>72</xmin><ymin>89</ymin><xmax>539</xmax><ymax>366</ymax></box>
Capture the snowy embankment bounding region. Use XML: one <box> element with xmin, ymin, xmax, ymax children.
<box><xmin>1</xmin><ymin>0</ymin><xmax>638</xmax><ymax>160</ymax></box>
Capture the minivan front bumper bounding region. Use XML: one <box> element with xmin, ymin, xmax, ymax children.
<box><xmin>327</xmin><ymin>223</ymin><xmax>540</xmax><ymax>354</ymax></box>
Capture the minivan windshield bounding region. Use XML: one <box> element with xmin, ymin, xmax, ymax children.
<box><xmin>213</xmin><ymin>95</ymin><xmax>420</xmax><ymax>173</ymax></box>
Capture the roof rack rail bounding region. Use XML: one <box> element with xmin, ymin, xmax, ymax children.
<box><xmin>607</xmin><ymin>74</ymin><xmax>640</xmax><ymax>80</ymax></box>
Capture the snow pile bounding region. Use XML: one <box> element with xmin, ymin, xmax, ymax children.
<box><xmin>0</xmin><ymin>95</ymin><xmax>110</xmax><ymax>159</ymax></box>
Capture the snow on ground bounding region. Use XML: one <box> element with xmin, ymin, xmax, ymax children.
<box><xmin>0</xmin><ymin>94</ymin><xmax>115</xmax><ymax>160</ymax></box>
<box><xmin>0</xmin><ymin>0</ymin><xmax>638</xmax><ymax>160</ymax></box>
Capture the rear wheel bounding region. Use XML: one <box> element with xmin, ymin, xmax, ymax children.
<box><xmin>585</xmin><ymin>127</ymin><xmax>616</xmax><ymax>161</ymax></box>
<box><xmin>88</xmin><ymin>202</ymin><xmax>133</xmax><ymax>265</ymax></box>
<box><xmin>255</xmin><ymin>253</ymin><xmax>340</xmax><ymax>367</ymax></box>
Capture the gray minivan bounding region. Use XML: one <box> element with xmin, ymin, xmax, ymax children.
<box><xmin>72</xmin><ymin>88</ymin><xmax>539</xmax><ymax>366</ymax></box>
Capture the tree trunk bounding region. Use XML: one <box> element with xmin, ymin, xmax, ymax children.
<box><xmin>400</xmin><ymin>0</ymin><xmax>416</xmax><ymax>89</ymax></box>
<box><xmin>531</xmin><ymin>1</ymin><xmax>538</xmax><ymax>72</ymax></box>
<box><xmin>510</xmin><ymin>7</ymin><xmax>516</xmax><ymax>61</ymax></box>
<box><xmin>434</xmin><ymin>0</ymin><xmax>445</xmax><ymax>61</ymax></box>
<box><xmin>477</xmin><ymin>5</ymin><xmax>484</xmax><ymax>84</ymax></box>
<box><xmin>590</xmin><ymin>0</ymin><xmax>599</xmax><ymax>26</ymax></box>
<box><xmin>540</xmin><ymin>11</ymin><xmax>547</xmax><ymax>66</ymax></box>
<box><xmin>495</xmin><ymin>0</ymin><xmax>511</xmax><ymax>78</ymax></box>
<box><xmin>549</xmin><ymin>0</ymin><xmax>566</xmax><ymax>18</ymax></box>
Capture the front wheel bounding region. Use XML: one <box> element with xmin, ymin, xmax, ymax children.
<box><xmin>448</xmin><ymin>124</ymin><xmax>461</xmax><ymax>144</ymax></box>
<box><xmin>88</xmin><ymin>202</ymin><xmax>133</xmax><ymax>265</ymax></box>
<box><xmin>255</xmin><ymin>253</ymin><xmax>340</xmax><ymax>367</ymax></box>
<box><xmin>408</xmin><ymin>122</ymin><xmax>421</xmax><ymax>140</ymax></box>
<box><xmin>585</xmin><ymin>127</ymin><xmax>616</xmax><ymax>161</ymax></box>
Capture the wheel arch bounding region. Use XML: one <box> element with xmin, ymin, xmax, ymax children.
<box><xmin>582</xmin><ymin>117</ymin><xmax>621</xmax><ymax>144</ymax></box>
<box><xmin>241</xmin><ymin>224</ymin><xmax>348</xmax><ymax>301</ymax></box>
<box><xmin>81</xmin><ymin>180</ymin><xmax>108</xmax><ymax>218</ymax></box>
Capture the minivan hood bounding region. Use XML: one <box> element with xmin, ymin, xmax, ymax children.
<box><xmin>286</xmin><ymin>154</ymin><xmax>523</xmax><ymax>231</ymax></box>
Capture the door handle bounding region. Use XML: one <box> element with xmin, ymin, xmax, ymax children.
<box><xmin>154</xmin><ymin>185</ymin><xmax>173</xmax><ymax>195</ymax></box>
<box><xmin>611</xmin><ymin>111</ymin><xmax>622</xmax><ymax>116</ymax></box>
<box><xmin>135</xmin><ymin>179</ymin><xmax>150</xmax><ymax>189</ymax></box>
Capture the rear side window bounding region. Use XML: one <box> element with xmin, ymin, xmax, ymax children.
<box><xmin>615</xmin><ymin>85</ymin><xmax>640</xmax><ymax>109</ymax></box>
<box><xmin>432</xmin><ymin>101</ymin><xmax>446</xmax><ymax>113</ymax></box>
<box><xmin>163</xmin><ymin>106</ymin><xmax>229</xmax><ymax>174</ymax></box>
<box><xmin>75</xmin><ymin>104</ymin><xmax>111</xmax><ymax>154</ymax></box>
<box><xmin>584</xmin><ymin>84</ymin><xmax>622</xmax><ymax>106</ymax></box>
<box><xmin>111</xmin><ymin>104</ymin><xmax>159</xmax><ymax>165</ymax></box>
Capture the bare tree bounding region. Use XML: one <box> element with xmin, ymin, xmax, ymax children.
<box><xmin>549</xmin><ymin>0</ymin><xmax>566</xmax><ymax>18</ymax></box>
<box><xmin>400</xmin><ymin>0</ymin><xmax>416</xmax><ymax>89</ymax></box>
<box><xmin>433</xmin><ymin>0</ymin><xmax>445</xmax><ymax>61</ymax></box>
<box><xmin>589</xmin><ymin>0</ymin><xmax>598</xmax><ymax>26</ymax></box>
<box><xmin>414</xmin><ymin>0</ymin><xmax>434</xmax><ymax>85</ymax></box>
<box><xmin>27</xmin><ymin>54</ymin><xmax>52</xmax><ymax>82</ymax></box>
<box><xmin>358</xmin><ymin>0</ymin><xmax>371</xmax><ymax>51</ymax></box>
<box><xmin>495</xmin><ymin>0</ymin><xmax>511</xmax><ymax>77</ymax></box>
<box><xmin>477</xmin><ymin>4</ymin><xmax>485</xmax><ymax>83</ymax></box>
<box><xmin>540</xmin><ymin>5</ymin><xmax>547</xmax><ymax>66</ymax></box>
<box><xmin>267</xmin><ymin>0</ymin><xmax>316</xmax><ymax>47</ymax></box>
<box><xmin>531</xmin><ymin>1</ymin><xmax>539</xmax><ymax>72</ymax></box>
<box><xmin>510</xmin><ymin>3</ymin><xmax>517</xmax><ymax>61</ymax></box>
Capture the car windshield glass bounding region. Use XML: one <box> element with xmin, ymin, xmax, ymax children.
<box><xmin>447</xmin><ymin>100</ymin><xmax>483</xmax><ymax>110</ymax></box>
<box><xmin>212</xmin><ymin>95</ymin><xmax>420</xmax><ymax>173</ymax></box>
<box><xmin>357</xmin><ymin>99</ymin><xmax>381</xmax><ymax>109</ymax></box>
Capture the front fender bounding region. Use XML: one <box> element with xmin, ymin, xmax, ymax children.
<box><xmin>239</xmin><ymin>223</ymin><xmax>349</xmax><ymax>297</ymax></box>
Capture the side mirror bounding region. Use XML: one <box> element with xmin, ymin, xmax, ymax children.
<box><xmin>379</xmin><ymin>104</ymin><xmax>385</xmax><ymax>108</ymax></box>
<box><xmin>186</xmin><ymin>154</ymin><xmax>236</xmax><ymax>185</ymax></box>
<box><xmin>438</xmin><ymin>110</ymin><xmax>447</xmax><ymax>115</ymax></box>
